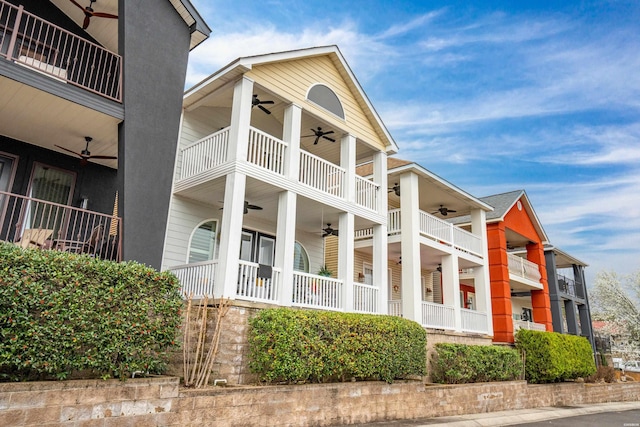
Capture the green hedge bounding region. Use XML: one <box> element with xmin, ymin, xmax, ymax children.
<box><xmin>248</xmin><ymin>308</ymin><xmax>426</xmax><ymax>384</ymax></box>
<box><xmin>515</xmin><ymin>329</ymin><xmax>596</xmax><ymax>383</ymax></box>
<box><xmin>430</xmin><ymin>343</ymin><xmax>522</xmax><ymax>384</ymax></box>
<box><xmin>0</xmin><ymin>242</ymin><xmax>182</xmax><ymax>381</ymax></box>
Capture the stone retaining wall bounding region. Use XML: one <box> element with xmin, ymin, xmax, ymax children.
<box><xmin>2</xmin><ymin>377</ymin><xmax>640</xmax><ymax>426</ymax></box>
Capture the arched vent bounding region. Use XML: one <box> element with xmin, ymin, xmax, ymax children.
<box><xmin>307</xmin><ymin>84</ymin><xmax>345</xmax><ymax>119</ymax></box>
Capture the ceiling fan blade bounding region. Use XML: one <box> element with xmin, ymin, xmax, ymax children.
<box><xmin>448</xmin><ymin>209</ymin><xmax>457</xmax><ymax>213</ymax></box>
<box><xmin>323</xmin><ymin>130</ymin><xmax>334</xmax><ymax>135</ymax></box>
<box><xmin>82</xmin><ymin>15</ymin><xmax>91</xmax><ymax>29</ymax></box>
<box><xmin>87</xmin><ymin>155</ymin><xmax>118</xmax><ymax>160</ymax></box>
<box><xmin>258</xmin><ymin>105</ymin><xmax>271</xmax><ymax>115</ymax></box>
<box><xmin>246</xmin><ymin>204</ymin><xmax>263</xmax><ymax>210</ymax></box>
<box><xmin>55</xmin><ymin>144</ymin><xmax>83</xmax><ymax>158</ymax></box>
<box><xmin>313</xmin><ymin>136</ymin><xmax>321</xmax><ymax>145</ymax></box>
<box><xmin>322</xmin><ymin>136</ymin><xmax>336</xmax><ymax>142</ymax></box>
<box><xmin>92</xmin><ymin>12</ymin><xmax>118</xmax><ymax>19</ymax></box>
<box><xmin>260</xmin><ymin>100</ymin><xmax>274</xmax><ymax>105</ymax></box>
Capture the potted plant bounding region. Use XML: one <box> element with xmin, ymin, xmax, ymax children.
<box><xmin>317</xmin><ymin>265</ymin><xmax>332</xmax><ymax>277</ymax></box>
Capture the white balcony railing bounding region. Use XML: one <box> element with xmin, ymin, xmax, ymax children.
<box><xmin>169</xmin><ymin>260</ymin><xmax>217</xmax><ymax>298</ymax></box>
<box><xmin>292</xmin><ymin>272</ymin><xmax>343</xmax><ymax>310</ymax></box>
<box><xmin>299</xmin><ymin>151</ymin><xmax>345</xmax><ymax>198</ymax></box>
<box><xmin>180</xmin><ymin>128</ymin><xmax>230</xmax><ymax>179</ymax></box>
<box><xmin>421</xmin><ymin>301</ymin><xmax>455</xmax><ymax>330</ymax></box>
<box><xmin>513</xmin><ymin>319</ymin><xmax>546</xmax><ymax>332</ymax></box>
<box><xmin>388</xmin><ymin>209</ymin><xmax>401</xmax><ymax>234</ymax></box>
<box><xmin>0</xmin><ymin>1</ymin><xmax>122</xmax><ymax>101</ymax></box>
<box><xmin>237</xmin><ymin>260</ymin><xmax>280</xmax><ymax>303</ymax></box>
<box><xmin>388</xmin><ymin>300</ymin><xmax>402</xmax><ymax>317</ymax></box>
<box><xmin>354</xmin><ymin>209</ymin><xmax>482</xmax><ymax>257</ymax></box>
<box><xmin>247</xmin><ymin>127</ymin><xmax>287</xmax><ymax>175</ymax></box>
<box><xmin>507</xmin><ymin>253</ymin><xmax>542</xmax><ymax>283</ymax></box>
<box><xmin>354</xmin><ymin>175</ymin><xmax>379</xmax><ymax>211</ymax></box>
<box><xmin>460</xmin><ymin>308</ymin><xmax>489</xmax><ymax>334</ymax></box>
<box><xmin>353</xmin><ymin>283</ymin><xmax>378</xmax><ymax>313</ymax></box>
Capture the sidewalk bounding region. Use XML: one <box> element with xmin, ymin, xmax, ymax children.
<box><xmin>355</xmin><ymin>401</ymin><xmax>640</xmax><ymax>426</ymax></box>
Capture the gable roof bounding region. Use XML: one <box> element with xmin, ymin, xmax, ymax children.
<box><xmin>450</xmin><ymin>189</ymin><xmax>549</xmax><ymax>242</ymax></box>
<box><xmin>168</xmin><ymin>0</ymin><xmax>211</xmax><ymax>50</ymax></box>
<box><xmin>184</xmin><ymin>45</ymin><xmax>399</xmax><ymax>154</ymax></box>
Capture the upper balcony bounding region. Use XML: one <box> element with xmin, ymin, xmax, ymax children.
<box><xmin>176</xmin><ymin>126</ymin><xmax>381</xmax><ymax>212</ymax></box>
<box><xmin>507</xmin><ymin>253</ymin><xmax>543</xmax><ymax>290</ymax></box>
<box><xmin>355</xmin><ymin>208</ymin><xmax>484</xmax><ymax>258</ymax></box>
<box><xmin>0</xmin><ymin>1</ymin><xmax>122</xmax><ymax>102</ymax></box>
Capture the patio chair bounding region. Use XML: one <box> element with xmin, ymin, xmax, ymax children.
<box><xmin>58</xmin><ymin>224</ymin><xmax>104</xmax><ymax>255</ymax></box>
<box><xmin>17</xmin><ymin>228</ymin><xmax>54</xmax><ymax>249</ymax></box>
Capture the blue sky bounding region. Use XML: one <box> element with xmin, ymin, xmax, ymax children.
<box><xmin>187</xmin><ymin>0</ymin><xmax>640</xmax><ymax>284</ymax></box>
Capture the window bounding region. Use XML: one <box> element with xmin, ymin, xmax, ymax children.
<box><xmin>363</xmin><ymin>263</ymin><xmax>373</xmax><ymax>286</ymax></box>
<box><xmin>23</xmin><ymin>163</ymin><xmax>75</xmax><ymax>235</ymax></box>
<box><xmin>188</xmin><ymin>220</ymin><xmax>217</xmax><ymax>263</ymax></box>
<box><xmin>307</xmin><ymin>84</ymin><xmax>345</xmax><ymax>119</ymax></box>
<box><xmin>293</xmin><ymin>242</ymin><xmax>309</xmax><ymax>272</ymax></box>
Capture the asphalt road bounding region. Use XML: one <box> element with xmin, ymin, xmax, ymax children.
<box><xmin>517</xmin><ymin>408</ymin><xmax>640</xmax><ymax>426</ymax></box>
<box><xmin>348</xmin><ymin>402</ymin><xmax>640</xmax><ymax>426</ymax></box>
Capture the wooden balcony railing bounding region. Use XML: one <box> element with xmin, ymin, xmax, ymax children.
<box><xmin>354</xmin><ymin>175</ymin><xmax>379</xmax><ymax>211</ymax></box>
<box><xmin>247</xmin><ymin>127</ymin><xmax>286</xmax><ymax>175</ymax></box>
<box><xmin>179</xmin><ymin>128</ymin><xmax>229</xmax><ymax>179</ymax></box>
<box><xmin>513</xmin><ymin>319</ymin><xmax>546</xmax><ymax>332</ymax></box>
<box><xmin>0</xmin><ymin>190</ymin><xmax>121</xmax><ymax>261</ymax></box>
<box><xmin>355</xmin><ymin>208</ymin><xmax>483</xmax><ymax>257</ymax></box>
<box><xmin>353</xmin><ymin>282</ymin><xmax>378</xmax><ymax>313</ymax></box>
<box><xmin>292</xmin><ymin>271</ymin><xmax>343</xmax><ymax>310</ymax></box>
<box><xmin>460</xmin><ymin>308</ymin><xmax>489</xmax><ymax>334</ymax></box>
<box><xmin>421</xmin><ymin>301</ymin><xmax>455</xmax><ymax>330</ymax></box>
<box><xmin>299</xmin><ymin>150</ymin><xmax>345</xmax><ymax>198</ymax></box>
<box><xmin>237</xmin><ymin>260</ymin><xmax>280</xmax><ymax>303</ymax></box>
<box><xmin>507</xmin><ymin>253</ymin><xmax>542</xmax><ymax>283</ymax></box>
<box><xmin>169</xmin><ymin>259</ymin><xmax>217</xmax><ymax>298</ymax></box>
<box><xmin>388</xmin><ymin>300</ymin><xmax>402</xmax><ymax>317</ymax></box>
<box><xmin>0</xmin><ymin>1</ymin><xmax>122</xmax><ymax>102</ymax></box>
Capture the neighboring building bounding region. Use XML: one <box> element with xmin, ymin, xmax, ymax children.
<box><xmin>162</xmin><ymin>46</ymin><xmax>398</xmax><ymax>313</ymax></box>
<box><xmin>544</xmin><ymin>245</ymin><xmax>595</xmax><ymax>351</ymax></box>
<box><xmin>0</xmin><ymin>0</ymin><xmax>210</xmax><ymax>268</ymax></box>
<box><xmin>344</xmin><ymin>158</ymin><xmax>493</xmax><ymax>337</ymax></box>
<box><xmin>451</xmin><ymin>190</ymin><xmax>552</xmax><ymax>343</ymax></box>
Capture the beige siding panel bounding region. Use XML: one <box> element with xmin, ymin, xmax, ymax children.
<box><xmin>246</xmin><ymin>56</ymin><xmax>386</xmax><ymax>152</ymax></box>
<box><xmin>323</xmin><ymin>235</ymin><xmax>338</xmax><ymax>278</ymax></box>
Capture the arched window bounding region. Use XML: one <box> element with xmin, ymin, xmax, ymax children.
<box><xmin>293</xmin><ymin>242</ymin><xmax>309</xmax><ymax>272</ymax></box>
<box><xmin>307</xmin><ymin>84</ymin><xmax>345</xmax><ymax>119</ymax></box>
<box><xmin>188</xmin><ymin>220</ymin><xmax>217</xmax><ymax>263</ymax></box>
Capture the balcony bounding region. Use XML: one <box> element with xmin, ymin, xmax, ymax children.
<box><xmin>0</xmin><ymin>1</ymin><xmax>122</xmax><ymax>102</ymax></box>
<box><xmin>557</xmin><ymin>274</ymin><xmax>577</xmax><ymax>297</ymax></box>
<box><xmin>177</xmin><ymin>126</ymin><xmax>380</xmax><ymax>211</ymax></box>
<box><xmin>0</xmin><ymin>190</ymin><xmax>121</xmax><ymax>260</ymax></box>
<box><xmin>507</xmin><ymin>253</ymin><xmax>542</xmax><ymax>287</ymax></box>
<box><xmin>356</xmin><ymin>208</ymin><xmax>483</xmax><ymax>257</ymax></box>
<box><xmin>513</xmin><ymin>319</ymin><xmax>546</xmax><ymax>332</ymax></box>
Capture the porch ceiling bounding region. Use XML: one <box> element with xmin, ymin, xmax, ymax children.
<box><xmin>175</xmin><ymin>175</ymin><xmax>375</xmax><ymax>236</ymax></box>
<box><xmin>0</xmin><ymin>76</ymin><xmax>120</xmax><ymax>168</ymax></box>
<box><xmin>359</xmin><ymin>240</ymin><xmax>480</xmax><ymax>271</ymax></box>
<box><xmin>50</xmin><ymin>0</ymin><xmax>118</xmax><ymax>54</ymax></box>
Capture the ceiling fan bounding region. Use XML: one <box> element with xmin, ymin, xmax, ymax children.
<box><xmin>322</xmin><ymin>223</ymin><xmax>338</xmax><ymax>237</ymax></box>
<box><xmin>219</xmin><ymin>201</ymin><xmax>263</xmax><ymax>214</ymax></box>
<box><xmin>432</xmin><ymin>205</ymin><xmax>457</xmax><ymax>216</ymax></box>
<box><xmin>55</xmin><ymin>136</ymin><xmax>117</xmax><ymax>166</ymax></box>
<box><xmin>252</xmin><ymin>94</ymin><xmax>274</xmax><ymax>115</ymax></box>
<box><xmin>69</xmin><ymin>0</ymin><xmax>118</xmax><ymax>30</ymax></box>
<box><xmin>388</xmin><ymin>183</ymin><xmax>400</xmax><ymax>196</ymax></box>
<box><xmin>302</xmin><ymin>127</ymin><xmax>335</xmax><ymax>145</ymax></box>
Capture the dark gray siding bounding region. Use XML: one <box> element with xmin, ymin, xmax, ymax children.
<box><xmin>118</xmin><ymin>1</ymin><xmax>192</xmax><ymax>268</ymax></box>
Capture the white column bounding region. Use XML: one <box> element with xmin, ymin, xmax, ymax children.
<box><xmin>214</xmin><ymin>172</ymin><xmax>246</xmax><ymax>298</ymax></box>
<box><xmin>372</xmin><ymin>151</ymin><xmax>388</xmax><ymax>313</ymax></box>
<box><xmin>471</xmin><ymin>208</ymin><xmax>493</xmax><ymax>335</ymax></box>
<box><xmin>275</xmin><ymin>190</ymin><xmax>297</xmax><ymax>306</ymax></box>
<box><xmin>341</xmin><ymin>134</ymin><xmax>356</xmax><ymax>202</ymax></box>
<box><xmin>338</xmin><ymin>211</ymin><xmax>355</xmax><ymax>311</ymax></box>
<box><xmin>282</xmin><ymin>104</ymin><xmax>302</xmax><ymax>180</ymax></box>
<box><xmin>228</xmin><ymin>76</ymin><xmax>254</xmax><ymax>162</ymax></box>
<box><xmin>441</xmin><ymin>254</ymin><xmax>462</xmax><ymax>330</ymax></box>
<box><xmin>400</xmin><ymin>172</ymin><xmax>421</xmax><ymax>322</ymax></box>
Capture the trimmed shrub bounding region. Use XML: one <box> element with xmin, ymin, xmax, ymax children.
<box><xmin>248</xmin><ymin>308</ymin><xmax>426</xmax><ymax>384</ymax></box>
<box><xmin>515</xmin><ymin>329</ymin><xmax>596</xmax><ymax>383</ymax></box>
<box><xmin>430</xmin><ymin>343</ymin><xmax>522</xmax><ymax>384</ymax></box>
<box><xmin>0</xmin><ymin>242</ymin><xmax>182</xmax><ymax>381</ymax></box>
